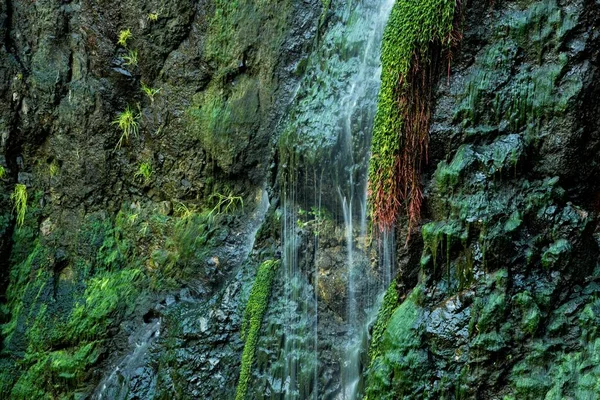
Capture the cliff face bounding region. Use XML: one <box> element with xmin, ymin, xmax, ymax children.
<box><xmin>0</xmin><ymin>0</ymin><xmax>320</xmax><ymax>397</ymax></box>
<box><xmin>367</xmin><ymin>0</ymin><xmax>600</xmax><ymax>398</ymax></box>
<box><xmin>1</xmin><ymin>0</ymin><xmax>600</xmax><ymax>399</ymax></box>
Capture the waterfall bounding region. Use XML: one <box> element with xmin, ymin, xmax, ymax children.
<box><xmin>262</xmin><ymin>0</ymin><xmax>396</xmax><ymax>398</ymax></box>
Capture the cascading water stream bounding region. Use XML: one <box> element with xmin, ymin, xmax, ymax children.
<box><xmin>336</xmin><ymin>2</ymin><xmax>395</xmax><ymax>398</ymax></box>
<box><xmin>262</xmin><ymin>1</ymin><xmax>396</xmax><ymax>398</ymax></box>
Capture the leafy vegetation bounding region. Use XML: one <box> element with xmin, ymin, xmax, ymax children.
<box><xmin>134</xmin><ymin>162</ymin><xmax>153</xmax><ymax>184</ymax></box>
<box><xmin>147</xmin><ymin>12</ymin><xmax>159</xmax><ymax>22</ymax></box>
<box><xmin>112</xmin><ymin>106</ymin><xmax>140</xmax><ymax>149</ymax></box>
<box><xmin>368</xmin><ymin>0</ymin><xmax>462</xmax><ymax>233</ymax></box>
<box><xmin>10</xmin><ymin>184</ymin><xmax>27</xmax><ymax>228</ymax></box>
<box><xmin>208</xmin><ymin>192</ymin><xmax>243</xmax><ymax>219</ymax></box>
<box><xmin>67</xmin><ymin>269</ymin><xmax>142</xmax><ymax>341</ymax></box>
<box><xmin>0</xmin><ymin>165</ymin><xmax>5</xmax><ymax>179</ymax></box>
<box><xmin>141</xmin><ymin>82</ymin><xmax>160</xmax><ymax>103</ymax></box>
<box><xmin>117</xmin><ymin>28</ymin><xmax>132</xmax><ymax>47</ymax></box>
<box><xmin>235</xmin><ymin>260</ymin><xmax>280</xmax><ymax>400</ymax></box>
<box><xmin>123</xmin><ymin>49</ymin><xmax>138</xmax><ymax>68</ymax></box>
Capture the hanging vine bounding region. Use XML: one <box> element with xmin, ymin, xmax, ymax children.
<box><xmin>368</xmin><ymin>0</ymin><xmax>464</xmax><ymax>236</ymax></box>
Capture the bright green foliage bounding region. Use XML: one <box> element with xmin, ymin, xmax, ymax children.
<box><xmin>368</xmin><ymin>0</ymin><xmax>458</xmax><ymax>231</ymax></box>
<box><xmin>0</xmin><ymin>200</ymin><xmax>235</xmax><ymax>396</ymax></box>
<box><xmin>147</xmin><ymin>12</ymin><xmax>159</xmax><ymax>21</ymax></box>
<box><xmin>9</xmin><ymin>342</ymin><xmax>100</xmax><ymax>399</ymax></box>
<box><xmin>235</xmin><ymin>260</ymin><xmax>280</xmax><ymax>400</ymax></box>
<box><xmin>112</xmin><ymin>106</ymin><xmax>139</xmax><ymax>149</ymax></box>
<box><xmin>0</xmin><ymin>165</ymin><xmax>5</xmax><ymax>179</ymax></box>
<box><xmin>49</xmin><ymin>160</ymin><xmax>59</xmax><ymax>178</ymax></box>
<box><xmin>67</xmin><ymin>269</ymin><xmax>142</xmax><ymax>341</ymax></box>
<box><xmin>123</xmin><ymin>49</ymin><xmax>138</xmax><ymax>67</ymax></box>
<box><xmin>141</xmin><ymin>82</ymin><xmax>160</xmax><ymax>103</ymax></box>
<box><xmin>10</xmin><ymin>184</ymin><xmax>27</xmax><ymax>228</ymax></box>
<box><xmin>134</xmin><ymin>162</ymin><xmax>153</xmax><ymax>184</ymax></box>
<box><xmin>117</xmin><ymin>29</ymin><xmax>132</xmax><ymax>47</ymax></box>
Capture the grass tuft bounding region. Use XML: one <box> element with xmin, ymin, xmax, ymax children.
<box><xmin>112</xmin><ymin>106</ymin><xmax>140</xmax><ymax>150</ymax></box>
<box><xmin>123</xmin><ymin>49</ymin><xmax>138</xmax><ymax>68</ymax></box>
<box><xmin>117</xmin><ymin>29</ymin><xmax>132</xmax><ymax>47</ymax></box>
<box><xmin>11</xmin><ymin>184</ymin><xmax>28</xmax><ymax>228</ymax></box>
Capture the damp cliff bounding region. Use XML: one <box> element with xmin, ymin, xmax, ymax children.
<box><xmin>0</xmin><ymin>0</ymin><xmax>599</xmax><ymax>399</ymax></box>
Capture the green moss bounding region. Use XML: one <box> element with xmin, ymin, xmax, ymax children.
<box><xmin>2</xmin><ymin>242</ymin><xmax>49</xmax><ymax>344</ymax></box>
<box><xmin>435</xmin><ymin>146</ymin><xmax>476</xmax><ymax>192</ymax></box>
<box><xmin>365</xmin><ymin>286</ymin><xmax>426</xmax><ymax>400</ymax></box>
<box><xmin>368</xmin><ymin>280</ymin><xmax>400</xmax><ymax>362</ymax></box>
<box><xmin>10</xmin><ymin>342</ymin><xmax>100</xmax><ymax>399</ymax></box>
<box><xmin>368</xmin><ymin>0</ymin><xmax>459</xmax><ymax>229</ymax></box>
<box><xmin>187</xmin><ymin>0</ymin><xmax>290</xmax><ymax>172</ymax></box>
<box><xmin>67</xmin><ymin>268</ymin><xmax>142</xmax><ymax>341</ymax></box>
<box><xmin>476</xmin><ymin>290</ymin><xmax>507</xmax><ymax>333</ymax></box>
<box><xmin>188</xmin><ymin>77</ymin><xmax>259</xmax><ymax>171</ymax></box>
<box><xmin>513</xmin><ymin>291</ymin><xmax>541</xmax><ymax>336</ymax></box>
<box><xmin>235</xmin><ymin>259</ymin><xmax>280</xmax><ymax>400</ymax></box>
<box><xmin>421</xmin><ymin>220</ymin><xmax>467</xmax><ymax>282</ymax></box>
<box><xmin>541</xmin><ymin>238</ymin><xmax>571</xmax><ymax>269</ymax></box>
<box><xmin>456</xmin><ymin>0</ymin><xmax>580</xmax><ymax>137</ymax></box>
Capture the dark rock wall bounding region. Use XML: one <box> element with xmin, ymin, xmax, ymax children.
<box><xmin>367</xmin><ymin>0</ymin><xmax>600</xmax><ymax>399</ymax></box>
<box><xmin>0</xmin><ymin>0</ymin><xmax>321</xmax><ymax>398</ymax></box>
<box><xmin>1</xmin><ymin>0</ymin><xmax>600</xmax><ymax>398</ymax></box>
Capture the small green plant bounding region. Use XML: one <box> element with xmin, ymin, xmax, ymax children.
<box><xmin>141</xmin><ymin>82</ymin><xmax>160</xmax><ymax>103</ymax></box>
<box><xmin>49</xmin><ymin>160</ymin><xmax>60</xmax><ymax>178</ymax></box>
<box><xmin>11</xmin><ymin>184</ymin><xmax>28</xmax><ymax>228</ymax></box>
<box><xmin>208</xmin><ymin>193</ymin><xmax>243</xmax><ymax>218</ymax></box>
<box><xmin>112</xmin><ymin>106</ymin><xmax>140</xmax><ymax>149</ymax></box>
<box><xmin>134</xmin><ymin>162</ymin><xmax>152</xmax><ymax>184</ymax></box>
<box><xmin>117</xmin><ymin>29</ymin><xmax>132</xmax><ymax>47</ymax></box>
<box><xmin>147</xmin><ymin>12</ymin><xmax>159</xmax><ymax>21</ymax></box>
<box><xmin>174</xmin><ymin>201</ymin><xmax>195</xmax><ymax>220</ymax></box>
<box><xmin>0</xmin><ymin>165</ymin><xmax>5</xmax><ymax>179</ymax></box>
<box><xmin>127</xmin><ymin>213</ymin><xmax>139</xmax><ymax>226</ymax></box>
<box><xmin>123</xmin><ymin>50</ymin><xmax>138</xmax><ymax>68</ymax></box>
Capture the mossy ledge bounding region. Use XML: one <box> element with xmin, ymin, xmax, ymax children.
<box><xmin>235</xmin><ymin>259</ymin><xmax>280</xmax><ymax>400</ymax></box>
<box><xmin>368</xmin><ymin>0</ymin><xmax>463</xmax><ymax>233</ymax></box>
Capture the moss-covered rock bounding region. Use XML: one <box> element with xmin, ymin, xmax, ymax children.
<box><xmin>367</xmin><ymin>0</ymin><xmax>600</xmax><ymax>397</ymax></box>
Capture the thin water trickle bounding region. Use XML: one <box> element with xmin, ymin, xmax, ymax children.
<box><xmin>274</xmin><ymin>0</ymin><xmax>396</xmax><ymax>398</ymax></box>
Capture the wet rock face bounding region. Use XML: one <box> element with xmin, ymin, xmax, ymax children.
<box><xmin>0</xmin><ymin>0</ymin><xmax>321</xmax><ymax>397</ymax></box>
<box><xmin>367</xmin><ymin>0</ymin><xmax>600</xmax><ymax>398</ymax></box>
